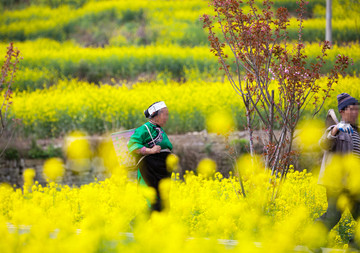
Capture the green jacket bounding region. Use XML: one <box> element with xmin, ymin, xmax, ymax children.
<box><xmin>127</xmin><ymin>121</ymin><xmax>172</xmax><ymax>153</ymax></box>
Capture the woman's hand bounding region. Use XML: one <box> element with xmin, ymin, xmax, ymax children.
<box><xmin>138</xmin><ymin>145</ymin><xmax>161</xmax><ymax>155</ymax></box>
<box><xmin>149</xmin><ymin>145</ymin><xmax>161</xmax><ymax>154</ymax></box>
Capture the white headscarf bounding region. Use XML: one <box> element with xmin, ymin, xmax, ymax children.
<box><xmin>145</xmin><ymin>101</ymin><xmax>167</xmax><ymax>118</ymax></box>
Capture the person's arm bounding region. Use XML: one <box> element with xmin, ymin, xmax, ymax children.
<box><xmin>330</xmin><ymin>125</ymin><xmax>339</xmax><ymax>136</ymax></box>
<box><xmin>319</xmin><ymin>125</ymin><xmax>337</xmax><ymax>151</ymax></box>
<box><xmin>127</xmin><ymin>125</ymin><xmax>161</xmax><ymax>155</ymax></box>
<box><xmin>134</xmin><ymin>145</ymin><xmax>161</xmax><ymax>155</ymax></box>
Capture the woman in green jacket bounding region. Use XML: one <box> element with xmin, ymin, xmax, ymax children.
<box><xmin>127</xmin><ymin>101</ymin><xmax>172</xmax><ymax>212</ymax></box>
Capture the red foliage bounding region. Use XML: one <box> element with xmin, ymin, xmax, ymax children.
<box><xmin>0</xmin><ymin>42</ymin><xmax>22</xmax><ymax>138</ymax></box>
<box><xmin>202</xmin><ymin>0</ymin><xmax>349</xmax><ymax>176</ymax></box>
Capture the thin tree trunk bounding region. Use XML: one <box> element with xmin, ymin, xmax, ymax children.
<box><xmin>272</xmin><ymin>130</ymin><xmax>295</xmax><ymax>200</ymax></box>
<box><xmin>235</xmin><ymin>162</ymin><xmax>246</xmax><ymax>198</ymax></box>
<box><xmin>270</xmin><ymin>127</ymin><xmax>287</xmax><ymax>177</ymax></box>
<box><xmin>265</xmin><ymin>90</ymin><xmax>274</xmax><ymax>169</ymax></box>
<box><xmin>282</xmin><ymin>130</ymin><xmax>295</xmax><ymax>179</ymax></box>
<box><xmin>248</xmin><ymin>112</ymin><xmax>254</xmax><ymax>157</ymax></box>
<box><xmin>245</xmin><ymin>94</ymin><xmax>255</xmax><ymax>157</ymax></box>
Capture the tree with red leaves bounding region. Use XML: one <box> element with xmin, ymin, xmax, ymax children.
<box><xmin>202</xmin><ymin>0</ymin><xmax>349</xmax><ymax>182</ymax></box>
<box><xmin>0</xmin><ymin>43</ymin><xmax>21</xmax><ymax>158</ymax></box>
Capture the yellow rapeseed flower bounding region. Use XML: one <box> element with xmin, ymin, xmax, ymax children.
<box><xmin>236</xmin><ymin>154</ymin><xmax>264</xmax><ymax>180</ymax></box>
<box><xmin>197</xmin><ymin>158</ymin><xmax>217</xmax><ymax>178</ymax></box>
<box><xmin>322</xmin><ymin>154</ymin><xmax>345</xmax><ymax>188</ymax></box>
<box><xmin>206</xmin><ymin>110</ymin><xmax>235</xmax><ymax>136</ymax></box>
<box><xmin>337</xmin><ymin>193</ymin><xmax>351</xmax><ymax>212</ymax></box>
<box><xmin>23</xmin><ymin>168</ymin><xmax>36</xmax><ymax>185</ymax></box>
<box><xmin>65</xmin><ymin>131</ymin><xmax>92</xmax><ymax>160</ymax></box>
<box><xmin>166</xmin><ymin>154</ymin><xmax>180</xmax><ymax>173</ymax></box>
<box><xmin>43</xmin><ymin>158</ymin><xmax>65</xmax><ymax>182</ymax></box>
<box><xmin>343</xmin><ymin>154</ymin><xmax>360</xmax><ymax>194</ymax></box>
<box><xmin>65</xmin><ymin>131</ymin><xmax>92</xmax><ymax>173</ymax></box>
<box><xmin>295</xmin><ymin>119</ymin><xmax>324</xmax><ymax>151</ymax></box>
<box><xmin>97</xmin><ymin>136</ymin><xmax>124</xmax><ymax>176</ymax></box>
<box><xmin>301</xmin><ymin>222</ymin><xmax>328</xmax><ymax>249</ymax></box>
<box><xmin>159</xmin><ymin>178</ymin><xmax>172</xmax><ymax>211</ymax></box>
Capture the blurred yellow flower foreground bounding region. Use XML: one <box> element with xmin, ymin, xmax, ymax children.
<box><xmin>0</xmin><ymin>164</ymin><xmax>357</xmax><ymax>253</ymax></box>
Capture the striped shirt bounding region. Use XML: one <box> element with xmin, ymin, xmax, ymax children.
<box><xmin>352</xmin><ymin>127</ymin><xmax>360</xmax><ymax>158</ymax></box>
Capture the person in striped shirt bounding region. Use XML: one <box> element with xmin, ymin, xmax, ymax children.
<box><xmin>317</xmin><ymin>93</ymin><xmax>360</xmax><ymax>251</ymax></box>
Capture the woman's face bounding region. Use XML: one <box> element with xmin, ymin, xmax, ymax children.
<box><xmin>155</xmin><ymin>108</ymin><xmax>169</xmax><ymax>127</ymax></box>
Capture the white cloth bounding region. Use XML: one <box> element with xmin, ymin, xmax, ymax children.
<box><xmin>148</xmin><ymin>101</ymin><xmax>166</xmax><ymax>116</ymax></box>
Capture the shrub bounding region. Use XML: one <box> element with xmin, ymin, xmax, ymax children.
<box><xmin>27</xmin><ymin>139</ymin><xmax>63</xmax><ymax>159</ymax></box>
<box><xmin>3</xmin><ymin>147</ymin><xmax>20</xmax><ymax>160</ymax></box>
